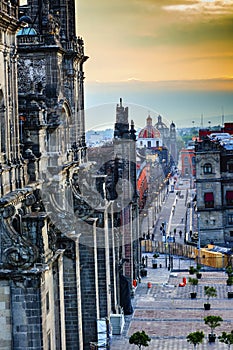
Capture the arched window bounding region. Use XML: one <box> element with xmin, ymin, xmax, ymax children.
<box><xmin>203</xmin><ymin>163</ymin><xmax>212</xmax><ymax>174</ymax></box>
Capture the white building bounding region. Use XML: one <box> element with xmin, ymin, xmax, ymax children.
<box><xmin>137</xmin><ymin>115</ymin><xmax>162</xmax><ymax>149</ymax></box>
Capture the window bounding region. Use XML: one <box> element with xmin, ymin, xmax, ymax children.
<box><xmin>228</xmin><ymin>162</ymin><xmax>233</xmax><ymax>173</ymax></box>
<box><xmin>203</xmin><ymin>163</ymin><xmax>212</xmax><ymax>174</ymax></box>
<box><xmin>228</xmin><ymin>214</ymin><xmax>233</xmax><ymax>225</ymax></box>
<box><xmin>204</xmin><ymin>192</ymin><xmax>214</xmax><ymax>208</ymax></box>
<box><xmin>46</xmin><ymin>291</ymin><xmax>50</xmax><ymax>313</ymax></box>
<box><xmin>147</xmin><ymin>141</ymin><xmax>151</xmax><ymax>148</ymax></box>
<box><xmin>47</xmin><ymin>331</ymin><xmax>51</xmax><ymax>350</ymax></box>
<box><xmin>226</xmin><ymin>191</ymin><xmax>233</xmax><ymax>206</ymax></box>
<box><xmin>230</xmin><ymin>231</ymin><xmax>233</xmax><ymax>238</ymax></box>
<box><xmin>184</xmin><ymin>156</ymin><xmax>189</xmax><ymax>165</ymax></box>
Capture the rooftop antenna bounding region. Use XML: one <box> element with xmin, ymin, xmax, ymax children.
<box><xmin>201</xmin><ymin>113</ymin><xmax>203</xmax><ymax>128</ymax></box>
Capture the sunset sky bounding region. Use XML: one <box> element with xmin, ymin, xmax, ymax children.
<box><xmin>78</xmin><ymin>0</ymin><xmax>233</xmax><ymax>130</ymax></box>
<box><xmin>78</xmin><ymin>0</ymin><xmax>233</xmax><ymax>129</ymax></box>
<box><xmin>79</xmin><ymin>0</ymin><xmax>233</xmax><ymax>81</ymax></box>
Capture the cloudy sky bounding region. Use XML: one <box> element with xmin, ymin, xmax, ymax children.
<box><xmin>79</xmin><ymin>0</ymin><xmax>233</xmax><ymax>130</ymax></box>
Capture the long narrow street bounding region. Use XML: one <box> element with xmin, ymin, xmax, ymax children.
<box><xmin>110</xmin><ymin>178</ymin><xmax>233</xmax><ymax>349</ymax></box>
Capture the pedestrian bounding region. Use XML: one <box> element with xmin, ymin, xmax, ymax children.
<box><xmin>179</xmin><ymin>230</ymin><xmax>182</xmax><ymax>238</ymax></box>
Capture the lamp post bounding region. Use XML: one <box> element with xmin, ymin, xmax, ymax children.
<box><xmin>197</xmin><ymin>213</ymin><xmax>201</xmax><ymax>266</ymax></box>
<box><xmin>162</xmin><ymin>221</ymin><xmax>168</xmax><ymax>268</ymax></box>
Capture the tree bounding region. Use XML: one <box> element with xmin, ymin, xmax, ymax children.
<box><xmin>187</xmin><ymin>331</ymin><xmax>205</xmax><ymax>349</ymax></box>
<box><xmin>129</xmin><ymin>330</ymin><xmax>151</xmax><ymax>349</ymax></box>
<box><xmin>219</xmin><ymin>331</ymin><xmax>233</xmax><ymax>349</ymax></box>
<box><xmin>204</xmin><ymin>286</ymin><xmax>217</xmax><ymax>309</ymax></box>
<box><xmin>204</xmin><ymin>286</ymin><xmax>217</xmax><ymax>302</ymax></box>
<box><xmin>226</xmin><ymin>266</ymin><xmax>233</xmax><ymax>285</ymax></box>
<box><xmin>204</xmin><ymin>315</ymin><xmax>223</xmax><ymax>335</ymax></box>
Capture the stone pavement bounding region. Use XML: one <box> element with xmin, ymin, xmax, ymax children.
<box><xmin>111</xmin><ymin>255</ymin><xmax>233</xmax><ymax>349</ymax></box>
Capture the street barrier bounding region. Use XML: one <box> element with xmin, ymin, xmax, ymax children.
<box><xmin>142</xmin><ymin>240</ymin><xmax>232</xmax><ymax>269</ymax></box>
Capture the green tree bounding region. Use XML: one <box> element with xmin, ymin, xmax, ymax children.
<box><xmin>204</xmin><ymin>286</ymin><xmax>217</xmax><ymax>303</ymax></box>
<box><xmin>187</xmin><ymin>331</ymin><xmax>205</xmax><ymax>349</ymax></box>
<box><xmin>129</xmin><ymin>330</ymin><xmax>151</xmax><ymax>349</ymax></box>
<box><xmin>219</xmin><ymin>331</ymin><xmax>233</xmax><ymax>349</ymax></box>
<box><xmin>204</xmin><ymin>315</ymin><xmax>223</xmax><ymax>336</ymax></box>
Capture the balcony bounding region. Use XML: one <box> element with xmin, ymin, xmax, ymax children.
<box><xmin>0</xmin><ymin>1</ymin><xmax>17</xmax><ymax>19</ymax></box>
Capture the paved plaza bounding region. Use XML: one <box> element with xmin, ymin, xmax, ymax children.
<box><xmin>110</xmin><ymin>182</ymin><xmax>233</xmax><ymax>349</ymax></box>
<box><xmin>111</xmin><ymin>255</ymin><xmax>233</xmax><ymax>349</ymax></box>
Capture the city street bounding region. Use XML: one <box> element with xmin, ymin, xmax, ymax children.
<box><xmin>145</xmin><ymin>176</ymin><xmax>196</xmax><ymax>246</ymax></box>
<box><xmin>111</xmin><ymin>254</ymin><xmax>233</xmax><ymax>350</ymax></box>
<box><xmin>111</xmin><ymin>178</ymin><xmax>233</xmax><ymax>350</ymax></box>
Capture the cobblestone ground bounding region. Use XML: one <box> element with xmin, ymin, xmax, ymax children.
<box><xmin>111</xmin><ymin>266</ymin><xmax>233</xmax><ymax>350</ymax></box>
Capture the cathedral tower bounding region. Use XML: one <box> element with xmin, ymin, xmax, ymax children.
<box><xmin>17</xmin><ymin>0</ymin><xmax>88</xmax><ymax>165</ymax></box>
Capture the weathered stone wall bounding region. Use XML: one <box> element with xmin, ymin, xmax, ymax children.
<box><xmin>0</xmin><ymin>280</ymin><xmax>12</xmax><ymax>350</ymax></box>
<box><xmin>79</xmin><ymin>223</ymin><xmax>99</xmax><ymax>350</ymax></box>
<box><xmin>63</xmin><ymin>254</ymin><xmax>80</xmax><ymax>350</ymax></box>
<box><xmin>10</xmin><ymin>277</ymin><xmax>42</xmax><ymax>350</ymax></box>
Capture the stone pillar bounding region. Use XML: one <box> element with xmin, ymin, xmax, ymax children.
<box><xmin>79</xmin><ymin>219</ymin><xmax>99</xmax><ymax>349</ymax></box>
<box><xmin>61</xmin><ymin>231</ymin><xmax>82</xmax><ymax>350</ymax></box>
<box><xmin>97</xmin><ymin>205</ymin><xmax>111</xmax><ymax>319</ymax></box>
<box><xmin>10</xmin><ymin>275</ymin><xmax>43</xmax><ymax>350</ymax></box>
<box><xmin>109</xmin><ymin>203</ymin><xmax>118</xmax><ymax>312</ymax></box>
<box><xmin>0</xmin><ymin>280</ymin><xmax>12</xmax><ymax>349</ymax></box>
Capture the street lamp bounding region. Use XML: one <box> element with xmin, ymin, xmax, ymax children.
<box><xmin>161</xmin><ymin>221</ymin><xmax>168</xmax><ymax>268</ymax></box>
<box><xmin>197</xmin><ymin>213</ymin><xmax>201</xmax><ymax>266</ymax></box>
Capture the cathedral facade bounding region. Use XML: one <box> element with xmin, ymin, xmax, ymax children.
<box><xmin>0</xmin><ymin>1</ymin><xmax>140</xmax><ymax>349</ymax></box>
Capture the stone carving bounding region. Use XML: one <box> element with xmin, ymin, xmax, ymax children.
<box><xmin>18</xmin><ymin>58</ymin><xmax>46</xmax><ymax>94</ymax></box>
<box><xmin>0</xmin><ymin>218</ymin><xmax>39</xmax><ymax>269</ymax></box>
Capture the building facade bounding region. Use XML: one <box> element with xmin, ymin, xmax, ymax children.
<box><xmin>180</xmin><ymin>147</ymin><xmax>196</xmax><ymax>178</ymax></box>
<box><xmin>195</xmin><ymin>135</ymin><xmax>233</xmax><ymax>247</ymax></box>
<box><xmin>154</xmin><ymin>115</ymin><xmax>178</xmax><ymax>165</ymax></box>
<box><xmin>0</xmin><ymin>2</ymin><xmax>138</xmax><ymax>350</ymax></box>
<box><xmin>137</xmin><ymin>115</ymin><xmax>162</xmax><ymax>149</ymax></box>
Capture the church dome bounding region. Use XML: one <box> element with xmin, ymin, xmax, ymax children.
<box><xmin>19</xmin><ymin>16</ymin><xmax>33</xmax><ymax>24</ymax></box>
<box><xmin>138</xmin><ymin>115</ymin><xmax>161</xmax><ymax>139</ymax></box>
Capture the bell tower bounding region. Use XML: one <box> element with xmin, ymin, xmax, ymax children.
<box><xmin>17</xmin><ymin>0</ymin><xmax>88</xmax><ymax>164</ymax></box>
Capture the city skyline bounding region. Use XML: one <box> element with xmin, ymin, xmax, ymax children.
<box><xmin>79</xmin><ymin>0</ymin><xmax>233</xmax><ymax>130</ymax></box>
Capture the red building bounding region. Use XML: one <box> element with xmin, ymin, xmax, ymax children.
<box><xmin>180</xmin><ymin>147</ymin><xmax>196</xmax><ymax>178</ymax></box>
<box><xmin>199</xmin><ymin>122</ymin><xmax>233</xmax><ymax>140</ymax></box>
